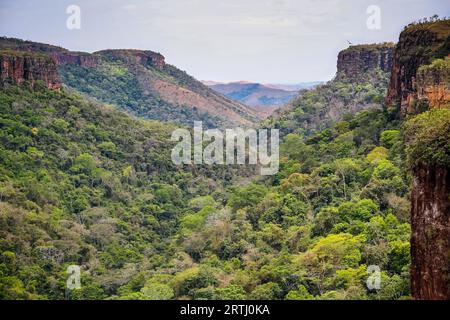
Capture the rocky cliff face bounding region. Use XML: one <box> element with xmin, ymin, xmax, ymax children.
<box><xmin>336</xmin><ymin>43</ymin><xmax>394</xmax><ymax>83</ymax></box>
<box><xmin>385</xmin><ymin>20</ymin><xmax>450</xmax><ymax>115</ymax></box>
<box><xmin>51</xmin><ymin>52</ymin><xmax>100</xmax><ymax>68</ymax></box>
<box><xmin>410</xmin><ymin>164</ymin><xmax>450</xmax><ymax>300</ymax></box>
<box><xmin>416</xmin><ymin>57</ymin><xmax>450</xmax><ymax>109</ymax></box>
<box><xmin>0</xmin><ymin>50</ymin><xmax>61</xmax><ymax>90</ymax></box>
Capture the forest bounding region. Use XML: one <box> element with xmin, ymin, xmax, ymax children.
<box><xmin>1</xmin><ymin>17</ymin><xmax>450</xmax><ymax>300</ymax></box>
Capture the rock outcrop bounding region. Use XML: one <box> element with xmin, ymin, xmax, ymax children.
<box><xmin>51</xmin><ymin>52</ymin><xmax>100</xmax><ymax>68</ymax></box>
<box><xmin>392</xmin><ymin>19</ymin><xmax>450</xmax><ymax>300</ymax></box>
<box><xmin>410</xmin><ymin>164</ymin><xmax>450</xmax><ymax>300</ymax></box>
<box><xmin>416</xmin><ymin>57</ymin><xmax>450</xmax><ymax>109</ymax></box>
<box><xmin>0</xmin><ymin>49</ymin><xmax>61</xmax><ymax>90</ymax></box>
<box><xmin>385</xmin><ymin>20</ymin><xmax>450</xmax><ymax>115</ymax></box>
<box><xmin>336</xmin><ymin>43</ymin><xmax>394</xmax><ymax>83</ymax></box>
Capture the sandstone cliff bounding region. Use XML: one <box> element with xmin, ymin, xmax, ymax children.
<box><xmin>385</xmin><ymin>20</ymin><xmax>450</xmax><ymax>115</ymax></box>
<box><xmin>410</xmin><ymin>164</ymin><xmax>450</xmax><ymax>299</ymax></box>
<box><xmin>416</xmin><ymin>57</ymin><xmax>450</xmax><ymax>109</ymax></box>
<box><xmin>390</xmin><ymin>19</ymin><xmax>450</xmax><ymax>300</ymax></box>
<box><xmin>336</xmin><ymin>43</ymin><xmax>394</xmax><ymax>83</ymax></box>
<box><xmin>0</xmin><ymin>49</ymin><xmax>61</xmax><ymax>90</ymax></box>
<box><xmin>405</xmin><ymin>109</ymin><xmax>450</xmax><ymax>300</ymax></box>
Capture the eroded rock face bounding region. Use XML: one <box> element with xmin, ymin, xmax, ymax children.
<box><xmin>336</xmin><ymin>43</ymin><xmax>394</xmax><ymax>83</ymax></box>
<box><xmin>416</xmin><ymin>59</ymin><xmax>450</xmax><ymax>109</ymax></box>
<box><xmin>385</xmin><ymin>20</ymin><xmax>450</xmax><ymax>115</ymax></box>
<box><xmin>411</xmin><ymin>164</ymin><xmax>450</xmax><ymax>300</ymax></box>
<box><xmin>51</xmin><ymin>52</ymin><xmax>99</xmax><ymax>68</ymax></box>
<box><xmin>0</xmin><ymin>50</ymin><xmax>61</xmax><ymax>90</ymax></box>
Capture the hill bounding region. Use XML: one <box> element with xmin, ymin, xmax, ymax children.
<box><xmin>0</xmin><ymin>37</ymin><xmax>259</xmax><ymax>128</ymax></box>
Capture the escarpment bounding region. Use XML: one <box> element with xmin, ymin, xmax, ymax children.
<box><xmin>385</xmin><ymin>19</ymin><xmax>450</xmax><ymax>115</ymax></box>
<box><xmin>389</xmin><ymin>19</ymin><xmax>450</xmax><ymax>300</ymax></box>
<box><xmin>336</xmin><ymin>43</ymin><xmax>394</xmax><ymax>83</ymax></box>
<box><xmin>0</xmin><ymin>49</ymin><xmax>61</xmax><ymax>90</ymax></box>
<box><xmin>405</xmin><ymin>109</ymin><xmax>450</xmax><ymax>300</ymax></box>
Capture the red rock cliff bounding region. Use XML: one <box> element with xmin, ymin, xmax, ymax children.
<box><xmin>385</xmin><ymin>20</ymin><xmax>450</xmax><ymax>115</ymax></box>
<box><xmin>51</xmin><ymin>52</ymin><xmax>99</xmax><ymax>68</ymax></box>
<box><xmin>405</xmin><ymin>108</ymin><xmax>450</xmax><ymax>300</ymax></box>
<box><xmin>336</xmin><ymin>43</ymin><xmax>394</xmax><ymax>83</ymax></box>
<box><xmin>410</xmin><ymin>164</ymin><xmax>450</xmax><ymax>299</ymax></box>
<box><xmin>0</xmin><ymin>50</ymin><xmax>61</xmax><ymax>90</ymax></box>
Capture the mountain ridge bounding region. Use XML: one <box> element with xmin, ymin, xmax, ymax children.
<box><xmin>202</xmin><ymin>81</ymin><xmax>321</xmax><ymax>117</ymax></box>
<box><xmin>0</xmin><ymin>37</ymin><xmax>260</xmax><ymax>128</ymax></box>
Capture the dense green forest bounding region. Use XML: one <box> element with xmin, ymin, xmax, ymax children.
<box><xmin>0</xmin><ymin>82</ymin><xmax>418</xmax><ymax>300</ymax></box>
<box><xmin>1</xmin><ymin>18</ymin><xmax>449</xmax><ymax>300</ymax></box>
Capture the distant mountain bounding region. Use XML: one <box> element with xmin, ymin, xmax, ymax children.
<box><xmin>0</xmin><ymin>37</ymin><xmax>259</xmax><ymax>128</ymax></box>
<box><xmin>265</xmin><ymin>82</ymin><xmax>323</xmax><ymax>91</ymax></box>
<box><xmin>203</xmin><ymin>80</ymin><xmax>322</xmax><ymax>117</ymax></box>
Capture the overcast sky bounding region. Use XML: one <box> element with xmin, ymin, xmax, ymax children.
<box><xmin>1</xmin><ymin>0</ymin><xmax>449</xmax><ymax>83</ymax></box>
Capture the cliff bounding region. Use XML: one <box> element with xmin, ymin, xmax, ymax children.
<box><xmin>336</xmin><ymin>43</ymin><xmax>394</xmax><ymax>83</ymax></box>
<box><xmin>385</xmin><ymin>20</ymin><xmax>450</xmax><ymax>115</ymax></box>
<box><xmin>0</xmin><ymin>49</ymin><xmax>61</xmax><ymax>90</ymax></box>
<box><xmin>51</xmin><ymin>52</ymin><xmax>100</xmax><ymax>68</ymax></box>
<box><xmin>416</xmin><ymin>57</ymin><xmax>450</xmax><ymax>109</ymax></box>
<box><xmin>405</xmin><ymin>109</ymin><xmax>450</xmax><ymax>300</ymax></box>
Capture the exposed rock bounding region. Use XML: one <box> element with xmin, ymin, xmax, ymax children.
<box><xmin>416</xmin><ymin>57</ymin><xmax>450</xmax><ymax>109</ymax></box>
<box><xmin>336</xmin><ymin>43</ymin><xmax>394</xmax><ymax>83</ymax></box>
<box><xmin>51</xmin><ymin>52</ymin><xmax>100</xmax><ymax>68</ymax></box>
<box><xmin>0</xmin><ymin>49</ymin><xmax>61</xmax><ymax>90</ymax></box>
<box><xmin>410</xmin><ymin>164</ymin><xmax>450</xmax><ymax>300</ymax></box>
<box><xmin>385</xmin><ymin>20</ymin><xmax>450</xmax><ymax>115</ymax></box>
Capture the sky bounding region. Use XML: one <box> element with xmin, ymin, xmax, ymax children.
<box><xmin>1</xmin><ymin>0</ymin><xmax>449</xmax><ymax>83</ymax></box>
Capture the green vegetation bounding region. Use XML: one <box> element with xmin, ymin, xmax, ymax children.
<box><xmin>3</xmin><ymin>23</ymin><xmax>450</xmax><ymax>300</ymax></box>
<box><xmin>58</xmin><ymin>62</ymin><xmax>222</xmax><ymax>128</ymax></box>
<box><xmin>0</xmin><ymin>84</ymin><xmax>412</xmax><ymax>299</ymax></box>
<box><xmin>404</xmin><ymin>109</ymin><xmax>450</xmax><ymax>167</ymax></box>
<box><xmin>0</xmin><ymin>85</ymin><xmax>251</xmax><ymax>299</ymax></box>
<box><xmin>263</xmin><ymin>75</ymin><xmax>389</xmax><ymax>136</ymax></box>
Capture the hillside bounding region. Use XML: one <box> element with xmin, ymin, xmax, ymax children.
<box><xmin>0</xmin><ymin>55</ymin><xmax>256</xmax><ymax>299</ymax></box>
<box><xmin>266</xmin><ymin>43</ymin><xmax>395</xmax><ymax>135</ymax></box>
<box><xmin>0</xmin><ymin>37</ymin><xmax>259</xmax><ymax>128</ymax></box>
<box><xmin>0</xmin><ymin>81</ymin><xmax>413</xmax><ymax>300</ymax></box>
<box><xmin>0</xmin><ymin>40</ymin><xmax>411</xmax><ymax>301</ymax></box>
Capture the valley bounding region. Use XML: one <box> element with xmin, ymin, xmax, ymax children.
<box><xmin>0</xmin><ymin>17</ymin><xmax>449</xmax><ymax>301</ymax></box>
